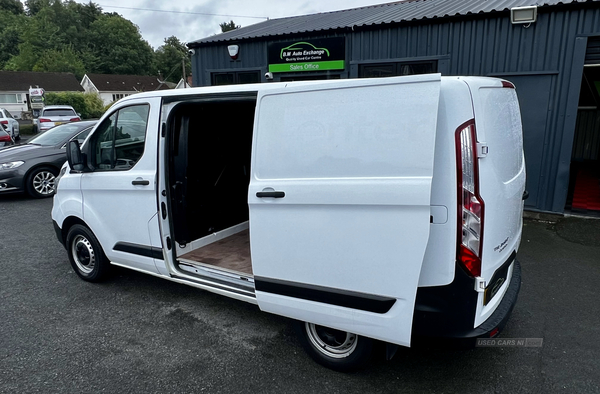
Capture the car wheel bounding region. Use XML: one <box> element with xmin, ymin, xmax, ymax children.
<box><xmin>66</xmin><ymin>224</ymin><xmax>110</xmax><ymax>282</ymax></box>
<box><xmin>26</xmin><ymin>166</ymin><xmax>58</xmax><ymax>198</ymax></box>
<box><xmin>295</xmin><ymin>321</ymin><xmax>374</xmax><ymax>371</ymax></box>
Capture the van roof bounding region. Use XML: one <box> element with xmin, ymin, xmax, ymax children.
<box><xmin>117</xmin><ymin>75</ymin><xmax>508</xmax><ymax>104</ymax></box>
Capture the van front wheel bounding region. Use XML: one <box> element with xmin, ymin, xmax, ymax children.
<box><xmin>66</xmin><ymin>225</ymin><xmax>110</xmax><ymax>282</ymax></box>
<box><xmin>295</xmin><ymin>321</ymin><xmax>373</xmax><ymax>371</ymax></box>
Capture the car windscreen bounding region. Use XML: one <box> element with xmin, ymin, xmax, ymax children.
<box><xmin>28</xmin><ymin>123</ymin><xmax>87</xmax><ymax>146</ymax></box>
<box><xmin>42</xmin><ymin>109</ymin><xmax>76</xmax><ymax>117</ymax></box>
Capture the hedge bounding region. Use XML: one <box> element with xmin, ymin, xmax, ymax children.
<box><xmin>44</xmin><ymin>92</ymin><xmax>105</xmax><ymax>119</ymax></box>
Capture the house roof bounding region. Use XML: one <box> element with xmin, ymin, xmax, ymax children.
<box><xmin>189</xmin><ymin>0</ymin><xmax>599</xmax><ymax>46</ymax></box>
<box><xmin>0</xmin><ymin>71</ymin><xmax>84</xmax><ymax>92</ymax></box>
<box><xmin>84</xmin><ymin>74</ymin><xmax>171</xmax><ymax>92</ymax></box>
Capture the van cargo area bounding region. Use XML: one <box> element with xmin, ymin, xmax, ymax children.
<box><xmin>167</xmin><ymin>98</ymin><xmax>256</xmax><ymax>278</ymax></box>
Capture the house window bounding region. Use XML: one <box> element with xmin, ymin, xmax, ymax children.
<box><xmin>0</xmin><ymin>94</ymin><xmax>19</xmax><ymax>104</ymax></box>
<box><xmin>111</xmin><ymin>94</ymin><xmax>130</xmax><ymax>101</ymax></box>
<box><xmin>211</xmin><ymin>71</ymin><xmax>261</xmax><ymax>86</ymax></box>
<box><xmin>359</xmin><ymin>61</ymin><xmax>438</xmax><ymax>78</ymax></box>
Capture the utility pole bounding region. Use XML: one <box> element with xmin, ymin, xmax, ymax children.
<box><xmin>182</xmin><ymin>57</ymin><xmax>187</xmax><ymax>88</ymax></box>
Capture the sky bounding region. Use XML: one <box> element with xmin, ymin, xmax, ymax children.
<box><xmin>71</xmin><ymin>0</ymin><xmax>389</xmax><ymax>49</ymax></box>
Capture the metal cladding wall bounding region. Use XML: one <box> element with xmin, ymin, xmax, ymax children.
<box><xmin>191</xmin><ymin>3</ymin><xmax>600</xmax><ymax>212</ymax></box>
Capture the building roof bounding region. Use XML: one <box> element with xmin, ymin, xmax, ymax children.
<box><xmin>84</xmin><ymin>74</ymin><xmax>171</xmax><ymax>92</ymax></box>
<box><xmin>0</xmin><ymin>71</ymin><xmax>84</xmax><ymax>92</ymax></box>
<box><xmin>190</xmin><ymin>0</ymin><xmax>599</xmax><ymax>46</ymax></box>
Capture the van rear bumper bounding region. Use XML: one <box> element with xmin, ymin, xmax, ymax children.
<box><xmin>467</xmin><ymin>260</ymin><xmax>521</xmax><ymax>339</ymax></box>
<box><xmin>412</xmin><ymin>258</ymin><xmax>521</xmax><ymax>342</ymax></box>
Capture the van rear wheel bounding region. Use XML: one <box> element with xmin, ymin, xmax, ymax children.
<box><xmin>295</xmin><ymin>321</ymin><xmax>373</xmax><ymax>371</ymax></box>
<box><xmin>66</xmin><ymin>225</ymin><xmax>110</xmax><ymax>282</ymax></box>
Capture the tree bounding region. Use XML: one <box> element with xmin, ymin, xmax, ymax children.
<box><xmin>0</xmin><ymin>13</ymin><xmax>25</xmax><ymax>69</ymax></box>
<box><xmin>3</xmin><ymin>0</ymin><xmax>156</xmax><ymax>76</ymax></box>
<box><xmin>0</xmin><ymin>0</ymin><xmax>24</xmax><ymax>14</ymax></box>
<box><xmin>24</xmin><ymin>0</ymin><xmax>50</xmax><ymax>16</ymax></box>
<box><xmin>32</xmin><ymin>47</ymin><xmax>86</xmax><ymax>78</ymax></box>
<box><xmin>154</xmin><ymin>36</ymin><xmax>191</xmax><ymax>83</ymax></box>
<box><xmin>86</xmin><ymin>14</ymin><xmax>155</xmax><ymax>75</ymax></box>
<box><xmin>220</xmin><ymin>20</ymin><xmax>240</xmax><ymax>33</ymax></box>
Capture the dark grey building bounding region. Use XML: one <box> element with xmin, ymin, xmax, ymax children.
<box><xmin>188</xmin><ymin>0</ymin><xmax>600</xmax><ymax>214</ymax></box>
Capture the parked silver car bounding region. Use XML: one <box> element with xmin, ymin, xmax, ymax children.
<box><xmin>0</xmin><ymin>108</ymin><xmax>20</xmax><ymax>140</ymax></box>
<box><xmin>34</xmin><ymin>105</ymin><xmax>80</xmax><ymax>133</ymax></box>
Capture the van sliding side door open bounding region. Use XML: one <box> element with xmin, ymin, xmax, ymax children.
<box><xmin>249</xmin><ymin>75</ymin><xmax>441</xmax><ymax>346</ymax></box>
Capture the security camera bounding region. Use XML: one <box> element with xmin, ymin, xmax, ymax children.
<box><xmin>188</xmin><ymin>48</ymin><xmax>195</xmax><ymax>55</ymax></box>
<box><xmin>265</xmin><ymin>72</ymin><xmax>274</xmax><ymax>80</ymax></box>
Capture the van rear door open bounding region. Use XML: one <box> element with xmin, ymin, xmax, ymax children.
<box><xmin>249</xmin><ymin>75</ymin><xmax>441</xmax><ymax>346</ymax></box>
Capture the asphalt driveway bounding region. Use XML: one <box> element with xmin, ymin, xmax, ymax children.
<box><xmin>0</xmin><ymin>195</ymin><xmax>599</xmax><ymax>393</ymax></box>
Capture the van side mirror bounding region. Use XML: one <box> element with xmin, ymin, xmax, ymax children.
<box><xmin>67</xmin><ymin>140</ymin><xmax>85</xmax><ymax>171</ymax></box>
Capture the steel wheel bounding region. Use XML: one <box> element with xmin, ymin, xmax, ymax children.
<box><xmin>70</xmin><ymin>234</ymin><xmax>96</xmax><ymax>274</ymax></box>
<box><xmin>305</xmin><ymin>323</ymin><xmax>358</xmax><ymax>358</ymax></box>
<box><xmin>295</xmin><ymin>321</ymin><xmax>374</xmax><ymax>371</ymax></box>
<box><xmin>65</xmin><ymin>224</ymin><xmax>110</xmax><ymax>282</ymax></box>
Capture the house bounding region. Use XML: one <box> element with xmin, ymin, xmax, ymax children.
<box><xmin>0</xmin><ymin>71</ymin><xmax>83</xmax><ymax>118</ymax></box>
<box><xmin>175</xmin><ymin>77</ymin><xmax>192</xmax><ymax>89</ymax></box>
<box><xmin>81</xmin><ymin>74</ymin><xmax>171</xmax><ymax>106</ymax></box>
<box><xmin>188</xmin><ymin>0</ymin><xmax>600</xmax><ymax>215</ymax></box>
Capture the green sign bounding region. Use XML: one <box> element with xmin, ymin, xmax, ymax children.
<box><xmin>269</xmin><ymin>60</ymin><xmax>345</xmax><ymax>73</ymax></box>
<box><xmin>268</xmin><ymin>38</ymin><xmax>345</xmax><ymax>73</ymax></box>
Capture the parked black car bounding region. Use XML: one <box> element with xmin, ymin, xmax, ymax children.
<box><xmin>0</xmin><ymin>120</ymin><xmax>96</xmax><ymax>198</ymax></box>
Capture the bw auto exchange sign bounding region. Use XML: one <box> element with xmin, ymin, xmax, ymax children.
<box><xmin>268</xmin><ymin>38</ymin><xmax>345</xmax><ymax>73</ymax></box>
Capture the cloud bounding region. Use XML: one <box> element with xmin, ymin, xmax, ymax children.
<box><xmin>86</xmin><ymin>0</ymin><xmax>386</xmax><ymax>48</ymax></box>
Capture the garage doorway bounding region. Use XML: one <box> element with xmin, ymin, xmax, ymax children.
<box><xmin>566</xmin><ymin>37</ymin><xmax>600</xmax><ymax>216</ymax></box>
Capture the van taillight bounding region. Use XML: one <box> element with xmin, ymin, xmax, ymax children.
<box><xmin>455</xmin><ymin>120</ymin><xmax>484</xmax><ymax>277</ymax></box>
<box><xmin>501</xmin><ymin>81</ymin><xmax>515</xmax><ymax>89</ymax></box>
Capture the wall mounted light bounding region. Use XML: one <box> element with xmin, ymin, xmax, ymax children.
<box><xmin>228</xmin><ymin>45</ymin><xmax>240</xmax><ymax>60</ymax></box>
<box><xmin>511</xmin><ymin>6</ymin><xmax>537</xmax><ymax>25</ymax></box>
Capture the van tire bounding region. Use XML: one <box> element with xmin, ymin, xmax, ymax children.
<box><xmin>294</xmin><ymin>321</ymin><xmax>373</xmax><ymax>372</ymax></box>
<box><xmin>66</xmin><ymin>225</ymin><xmax>110</xmax><ymax>282</ymax></box>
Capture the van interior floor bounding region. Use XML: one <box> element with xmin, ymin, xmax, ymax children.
<box><xmin>178</xmin><ymin>229</ymin><xmax>253</xmax><ymax>276</ymax></box>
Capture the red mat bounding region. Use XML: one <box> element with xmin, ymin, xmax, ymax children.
<box><xmin>572</xmin><ymin>168</ymin><xmax>600</xmax><ymax>211</ymax></box>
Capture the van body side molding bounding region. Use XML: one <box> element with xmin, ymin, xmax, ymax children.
<box><xmin>254</xmin><ymin>277</ymin><xmax>396</xmax><ymax>314</ymax></box>
<box><xmin>114</xmin><ymin>242</ymin><xmax>164</xmax><ymax>260</ymax></box>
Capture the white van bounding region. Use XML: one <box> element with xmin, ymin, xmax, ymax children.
<box><xmin>52</xmin><ymin>74</ymin><xmax>526</xmax><ymax>371</ymax></box>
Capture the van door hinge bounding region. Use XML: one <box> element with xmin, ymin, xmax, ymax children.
<box><xmin>476</xmin><ymin>143</ymin><xmax>488</xmax><ymax>158</ymax></box>
<box><xmin>475</xmin><ymin>277</ymin><xmax>486</xmax><ymax>292</ymax></box>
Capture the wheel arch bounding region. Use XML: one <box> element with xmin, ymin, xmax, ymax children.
<box><xmin>60</xmin><ymin>216</ymin><xmax>90</xmax><ymax>246</ymax></box>
<box><xmin>23</xmin><ymin>163</ymin><xmax>62</xmax><ymax>182</ymax></box>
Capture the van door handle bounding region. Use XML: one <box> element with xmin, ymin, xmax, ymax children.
<box><xmin>256</xmin><ymin>191</ymin><xmax>285</xmax><ymax>198</ymax></box>
<box><xmin>132</xmin><ymin>178</ymin><xmax>150</xmax><ymax>186</ymax></box>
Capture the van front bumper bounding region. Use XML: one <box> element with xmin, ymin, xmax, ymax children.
<box><xmin>53</xmin><ymin>220</ymin><xmax>65</xmax><ymax>247</ymax></box>
<box><xmin>412</xmin><ymin>258</ymin><xmax>521</xmax><ymax>343</ymax></box>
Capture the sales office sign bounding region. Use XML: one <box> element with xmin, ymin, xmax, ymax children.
<box><xmin>267</xmin><ymin>38</ymin><xmax>345</xmax><ymax>73</ymax></box>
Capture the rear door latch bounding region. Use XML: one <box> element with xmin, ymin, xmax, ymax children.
<box><xmin>476</xmin><ymin>143</ymin><xmax>488</xmax><ymax>158</ymax></box>
<box><xmin>475</xmin><ymin>277</ymin><xmax>486</xmax><ymax>292</ymax></box>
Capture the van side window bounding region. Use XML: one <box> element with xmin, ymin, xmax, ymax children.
<box><xmin>90</xmin><ymin>104</ymin><xmax>150</xmax><ymax>170</ymax></box>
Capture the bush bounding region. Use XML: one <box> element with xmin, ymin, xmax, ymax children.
<box><xmin>44</xmin><ymin>92</ymin><xmax>105</xmax><ymax>119</ymax></box>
